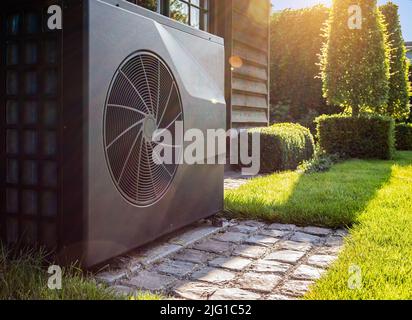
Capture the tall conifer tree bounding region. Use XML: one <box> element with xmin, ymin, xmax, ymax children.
<box><xmin>321</xmin><ymin>0</ymin><xmax>390</xmax><ymax>116</ymax></box>
<box><xmin>380</xmin><ymin>2</ymin><xmax>410</xmax><ymax>120</ymax></box>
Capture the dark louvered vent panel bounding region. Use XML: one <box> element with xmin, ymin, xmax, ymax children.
<box><xmin>1</xmin><ymin>6</ymin><xmax>61</xmax><ymax>248</ymax></box>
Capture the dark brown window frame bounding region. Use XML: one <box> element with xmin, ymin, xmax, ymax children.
<box><xmin>128</xmin><ymin>0</ymin><xmax>210</xmax><ymax>32</ymax></box>
<box><xmin>168</xmin><ymin>0</ymin><xmax>209</xmax><ymax>31</ymax></box>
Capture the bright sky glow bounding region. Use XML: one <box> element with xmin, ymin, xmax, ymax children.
<box><xmin>272</xmin><ymin>0</ymin><xmax>412</xmax><ymax>41</ymax></box>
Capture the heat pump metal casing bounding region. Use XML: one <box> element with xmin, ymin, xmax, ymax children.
<box><xmin>1</xmin><ymin>0</ymin><xmax>226</xmax><ymax>267</ymax></box>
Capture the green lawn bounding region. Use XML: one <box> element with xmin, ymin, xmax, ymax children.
<box><xmin>225</xmin><ymin>154</ymin><xmax>409</xmax><ymax>228</ymax></box>
<box><xmin>226</xmin><ymin>152</ymin><xmax>412</xmax><ymax>299</ymax></box>
<box><xmin>0</xmin><ymin>245</ymin><xmax>161</xmax><ymax>300</ymax></box>
<box><xmin>307</xmin><ymin>152</ymin><xmax>412</xmax><ymax>299</ymax></box>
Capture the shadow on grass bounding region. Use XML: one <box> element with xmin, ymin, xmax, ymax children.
<box><xmin>224</xmin><ymin>152</ymin><xmax>412</xmax><ymax>228</ymax></box>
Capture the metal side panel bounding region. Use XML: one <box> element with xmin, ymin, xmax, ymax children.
<box><xmin>100</xmin><ymin>0</ymin><xmax>224</xmax><ymax>45</ymax></box>
<box><xmin>58</xmin><ymin>0</ymin><xmax>89</xmax><ymax>264</ymax></box>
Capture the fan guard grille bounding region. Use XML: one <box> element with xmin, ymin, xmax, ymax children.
<box><xmin>104</xmin><ymin>52</ymin><xmax>183</xmax><ymax>207</ymax></box>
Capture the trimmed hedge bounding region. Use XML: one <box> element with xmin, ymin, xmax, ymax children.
<box><xmin>396</xmin><ymin>123</ymin><xmax>412</xmax><ymax>150</ymax></box>
<box><xmin>316</xmin><ymin>115</ymin><xmax>395</xmax><ymax>160</ymax></box>
<box><xmin>247</xmin><ymin>123</ymin><xmax>315</xmax><ymax>173</ymax></box>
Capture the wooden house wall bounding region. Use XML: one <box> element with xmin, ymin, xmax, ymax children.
<box><xmin>211</xmin><ymin>0</ymin><xmax>270</xmax><ymax>129</ymax></box>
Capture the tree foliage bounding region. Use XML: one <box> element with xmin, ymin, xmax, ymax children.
<box><xmin>380</xmin><ymin>2</ymin><xmax>410</xmax><ymax>120</ymax></box>
<box><xmin>270</xmin><ymin>6</ymin><xmax>332</xmax><ymax>122</ymax></box>
<box><xmin>321</xmin><ymin>0</ymin><xmax>390</xmax><ymax>116</ymax></box>
<box><xmin>409</xmin><ymin>64</ymin><xmax>412</xmax><ymax>122</ymax></box>
<box><xmin>170</xmin><ymin>0</ymin><xmax>189</xmax><ymax>24</ymax></box>
<box><xmin>133</xmin><ymin>0</ymin><xmax>157</xmax><ymax>11</ymax></box>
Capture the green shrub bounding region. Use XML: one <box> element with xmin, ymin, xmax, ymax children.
<box><xmin>247</xmin><ymin>123</ymin><xmax>315</xmax><ymax>173</ymax></box>
<box><xmin>396</xmin><ymin>123</ymin><xmax>412</xmax><ymax>150</ymax></box>
<box><xmin>270</xmin><ymin>103</ymin><xmax>341</xmax><ymax>136</ymax></box>
<box><xmin>298</xmin><ymin>149</ymin><xmax>342</xmax><ymax>174</ymax></box>
<box><xmin>316</xmin><ymin>115</ymin><xmax>395</xmax><ymax>160</ymax></box>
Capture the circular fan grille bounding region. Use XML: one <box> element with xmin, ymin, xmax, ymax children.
<box><xmin>104</xmin><ymin>52</ymin><xmax>183</xmax><ymax>207</ymax></box>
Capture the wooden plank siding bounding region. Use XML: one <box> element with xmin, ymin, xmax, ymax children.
<box><xmin>211</xmin><ymin>0</ymin><xmax>270</xmax><ymax>130</ymax></box>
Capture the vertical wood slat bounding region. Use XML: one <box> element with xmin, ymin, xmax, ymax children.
<box><xmin>227</xmin><ymin>0</ymin><xmax>270</xmax><ymax>128</ymax></box>
<box><xmin>211</xmin><ymin>0</ymin><xmax>270</xmax><ymax>129</ymax></box>
<box><xmin>212</xmin><ymin>0</ymin><xmax>234</xmax><ymax>130</ymax></box>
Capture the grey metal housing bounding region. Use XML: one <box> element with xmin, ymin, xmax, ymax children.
<box><xmin>0</xmin><ymin>0</ymin><xmax>226</xmax><ymax>267</ymax></box>
<box><xmin>83</xmin><ymin>0</ymin><xmax>226</xmax><ymax>266</ymax></box>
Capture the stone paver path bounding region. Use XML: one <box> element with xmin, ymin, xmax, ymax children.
<box><xmin>96</xmin><ymin>172</ymin><xmax>347</xmax><ymax>300</ymax></box>
<box><xmin>224</xmin><ymin>170</ymin><xmax>261</xmax><ymax>190</ymax></box>
<box><xmin>97</xmin><ymin>219</ymin><xmax>346</xmax><ymax>300</ymax></box>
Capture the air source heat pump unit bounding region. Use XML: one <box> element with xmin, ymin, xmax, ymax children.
<box><xmin>0</xmin><ymin>0</ymin><xmax>226</xmax><ymax>267</ymax></box>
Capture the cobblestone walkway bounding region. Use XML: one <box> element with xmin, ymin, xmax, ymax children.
<box><xmin>224</xmin><ymin>170</ymin><xmax>261</xmax><ymax>190</ymax></box>
<box><xmin>96</xmin><ymin>172</ymin><xmax>347</xmax><ymax>300</ymax></box>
